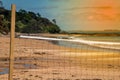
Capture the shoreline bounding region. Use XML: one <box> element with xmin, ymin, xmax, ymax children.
<box><xmin>0</xmin><ymin>37</ymin><xmax>120</xmax><ymax>80</ymax></box>
<box><xmin>20</xmin><ymin>35</ymin><xmax>120</xmax><ymax>51</ymax></box>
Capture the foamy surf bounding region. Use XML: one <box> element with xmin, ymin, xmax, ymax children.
<box><xmin>19</xmin><ymin>35</ymin><xmax>120</xmax><ymax>50</ymax></box>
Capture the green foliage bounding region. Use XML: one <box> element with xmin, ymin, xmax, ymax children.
<box><xmin>0</xmin><ymin>8</ymin><xmax>61</xmax><ymax>34</ymax></box>
<box><xmin>22</xmin><ymin>19</ymin><xmax>41</xmax><ymax>33</ymax></box>
<box><xmin>47</xmin><ymin>25</ymin><xmax>61</xmax><ymax>33</ymax></box>
<box><xmin>16</xmin><ymin>21</ymin><xmax>26</xmax><ymax>32</ymax></box>
<box><xmin>0</xmin><ymin>15</ymin><xmax>9</xmax><ymax>34</ymax></box>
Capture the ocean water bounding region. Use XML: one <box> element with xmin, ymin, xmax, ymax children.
<box><xmin>77</xmin><ymin>36</ymin><xmax>120</xmax><ymax>42</ymax></box>
<box><xmin>52</xmin><ymin>36</ymin><xmax>120</xmax><ymax>53</ymax></box>
<box><xmin>20</xmin><ymin>35</ymin><xmax>120</xmax><ymax>53</ymax></box>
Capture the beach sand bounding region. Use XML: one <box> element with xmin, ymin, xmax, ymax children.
<box><xmin>0</xmin><ymin>36</ymin><xmax>120</xmax><ymax>80</ymax></box>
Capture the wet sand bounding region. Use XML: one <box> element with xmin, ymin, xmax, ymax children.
<box><xmin>0</xmin><ymin>36</ymin><xmax>120</xmax><ymax>80</ymax></box>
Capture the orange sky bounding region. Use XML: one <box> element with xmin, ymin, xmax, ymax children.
<box><xmin>55</xmin><ymin>0</ymin><xmax>120</xmax><ymax>31</ymax></box>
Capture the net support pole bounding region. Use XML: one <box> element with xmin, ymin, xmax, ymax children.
<box><xmin>9</xmin><ymin>4</ymin><xmax>16</xmax><ymax>80</ymax></box>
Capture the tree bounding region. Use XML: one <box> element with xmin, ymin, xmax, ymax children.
<box><xmin>36</xmin><ymin>13</ymin><xmax>41</xmax><ymax>18</ymax></box>
<box><xmin>52</xmin><ymin>19</ymin><xmax>56</xmax><ymax>24</ymax></box>
<box><xmin>0</xmin><ymin>15</ymin><xmax>9</xmax><ymax>34</ymax></box>
<box><xmin>16</xmin><ymin>21</ymin><xmax>26</xmax><ymax>32</ymax></box>
<box><xmin>22</xmin><ymin>19</ymin><xmax>41</xmax><ymax>33</ymax></box>
<box><xmin>0</xmin><ymin>8</ymin><xmax>61</xmax><ymax>34</ymax></box>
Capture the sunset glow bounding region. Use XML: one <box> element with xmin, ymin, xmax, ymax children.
<box><xmin>88</xmin><ymin>15</ymin><xmax>94</xmax><ymax>20</ymax></box>
<box><xmin>93</xmin><ymin>1</ymin><xmax>118</xmax><ymax>20</ymax></box>
<box><xmin>60</xmin><ymin>0</ymin><xmax>120</xmax><ymax>30</ymax></box>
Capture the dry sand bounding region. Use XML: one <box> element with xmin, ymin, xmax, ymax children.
<box><xmin>0</xmin><ymin>36</ymin><xmax>120</xmax><ymax>80</ymax></box>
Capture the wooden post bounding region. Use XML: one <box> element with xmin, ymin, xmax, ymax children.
<box><xmin>9</xmin><ymin>4</ymin><xmax>16</xmax><ymax>80</ymax></box>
